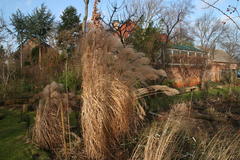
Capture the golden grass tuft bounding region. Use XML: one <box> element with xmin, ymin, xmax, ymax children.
<box><xmin>193</xmin><ymin>129</ymin><xmax>240</xmax><ymax>160</ymax></box>
<box><xmin>80</xmin><ymin>29</ymin><xmax>164</xmax><ymax>159</ymax></box>
<box><xmin>131</xmin><ymin>102</ymin><xmax>240</xmax><ymax>160</ymax></box>
<box><xmin>81</xmin><ymin>31</ymin><xmax>136</xmax><ymax>159</ymax></box>
<box><xmin>32</xmin><ymin>82</ymin><xmax>80</xmax><ymax>159</ymax></box>
<box><xmin>131</xmin><ymin>110</ymin><xmax>188</xmax><ymax>160</ymax></box>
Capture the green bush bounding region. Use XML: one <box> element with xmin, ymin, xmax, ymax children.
<box><xmin>58</xmin><ymin>71</ymin><xmax>81</xmax><ymax>92</ymax></box>
<box><xmin>162</xmin><ymin>79</ymin><xmax>175</xmax><ymax>88</ymax></box>
<box><xmin>31</xmin><ymin>47</ymin><xmax>39</xmax><ymax>63</ymax></box>
<box><xmin>24</xmin><ymin>61</ymin><xmax>31</xmax><ymax>66</ymax></box>
<box><xmin>18</xmin><ymin>79</ymin><xmax>34</xmax><ymax>93</ymax></box>
<box><xmin>205</xmin><ymin>81</ymin><xmax>221</xmax><ymax>89</ymax></box>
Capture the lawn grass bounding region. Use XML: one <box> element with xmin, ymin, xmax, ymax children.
<box><xmin>0</xmin><ymin>108</ymin><xmax>49</xmax><ymax>160</ymax></box>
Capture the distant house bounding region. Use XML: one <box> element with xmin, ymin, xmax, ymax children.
<box><xmin>17</xmin><ymin>39</ymin><xmax>58</xmax><ymax>66</ymax></box>
<box><xmin>167</xmin><ymin>47</ymin><xmax>238</xmax><ymax>88</ymax></box>
<box><xmin>112</xmin><ymin>22</ymin><xmax>239</xmax><ymax>87</ymax></box>
<box><xmin>209</xmin><ymin>50</ymin><xmax>238</xmax><ymax>82</ymax></box>
<box><xmin>167</xmin><ymin>45</ymin><xmax>207</xmax><ymax>87</ymax></box>
<box><xmin>112</xmin><ymin>20</ymin><xmax>136</xmax><ymax>40</ymax></box>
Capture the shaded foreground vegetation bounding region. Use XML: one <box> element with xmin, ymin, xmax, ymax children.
<box><xmin>1</xmin><ymin>86</ymin><xmax>240</xmax><ymax>159</ymax></box>
<box><xmin>1</xmin><ymin>28</ymin><xmax>240</xmax><ymax>158</ymax></box>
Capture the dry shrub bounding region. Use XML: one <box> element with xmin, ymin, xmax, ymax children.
<box><xmin>193</xmin><ymin>129</ymin><xmax>240</xmax><ymax>160</ymax></box>
<box><xmin>131</xmin><ymin>102</ymin><xmax>240</xmax><ymax>160</ymax></box>
<box><xmin>80</xmin><ymin>29</ymin><xmax>164</xmax><ymax>159</ymax></box>
<box><xmin>32</xmin><ymin>82</ymin><xmax>80</xmax><ymax>159</ymax></box>
<box><xmin>131</xmin><ymin>108</ymin><xmax>188</xmax><ymax>160</ymax></box>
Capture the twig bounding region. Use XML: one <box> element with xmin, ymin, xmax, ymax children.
<box><xmin>201</xmin><ymin>0</ymin><xmax>240</xmax><ymax>30</ymax></box>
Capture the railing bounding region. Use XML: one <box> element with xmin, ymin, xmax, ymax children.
<box><xmin>167</xmin><ymin>49</ymin><xmax>208</xmax><ymax>66</ymax></box>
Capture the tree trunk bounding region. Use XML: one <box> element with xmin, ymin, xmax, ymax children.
<box><xmin>229</xmin><ymin>67</ymin><xmax>234</xmax><ymax>95</ymax></box>
<box><xmin>20</xmin><ymin>44</ymin><xmax>23</xmax><ymax>70</ymax></box>
<box><xmin>20</xmin><ymin>37</ymin><xmax>23</xmax><ymax>71</ymax></box>
<box><xmin>160</xmin><ymin>38</ymin><xmax>170</xmax><ymax>69</ymax></box>
<box><xmin>39</xmin><ymin>44</ymin><xmax>42</xmax><ymax>70</ymax></box>
<box><xmin>200</xmin><ymin>63</ymin><xmax>208</xmax><ymax>90</ymax></box>
<box><xmin>162</xmin><ymin>47</ymin><xmax>166</xmax><ymax>69</ymax></box>
<box><xmin>82</xmin><ymin>0</ymin><xmax>89</xmax><ymax>33</ymax></box>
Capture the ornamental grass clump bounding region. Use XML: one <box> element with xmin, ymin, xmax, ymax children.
<box><xmin>80</xmin><ymin>29</ymin><xmax>164</xmax><ymax>159</ymax></box>
<box><xmin>193</xmin><ymin>129</ymin><xmax>240</xmax><ymax>160</ymax></box>
<box><xmin>32</xmin><ymin>82</ymin><xmax>80</xmax><ymax>159</ymax></box>
<box><xmin>131</xmin><ymin>106</ymin><xmax>188</xmax><ymax>160</ymax></box>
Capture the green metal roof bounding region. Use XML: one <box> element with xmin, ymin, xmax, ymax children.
<box><xmin>171</xmin><ymin>45</ymin><xmax>203</xmax><ymax>52</ymax></box>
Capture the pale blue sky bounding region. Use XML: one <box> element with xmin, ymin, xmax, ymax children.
<box><xmin>0</xmin><ymin>0</ymin><xmax>239</xmax><ymax>25</ymax></box>
<box><xmin>0</xmin><ymin>0</ymin><xmax>226</xmax><ymax>24</ymax></box>
<box><xmin>1</xmin><ymin>0</ymin><xmax>239</xmax><ymax>50</ymax></box>
<box><xmin>1</xmin><ymin>0</ymin><xmax>93</xmax><ymax>23</ymax></box>
<box><xmin>0</xmin><ymin>0</ymin><xmax>239</xmax><ymax>34</ymax></box>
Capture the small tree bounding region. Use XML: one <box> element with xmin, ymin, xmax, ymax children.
<box><xmin>58</xmin><ymin>6</ymin><xmax>81</xmax><ymax>54</ymax></box>
<box><xmin>59</xmin><ymin>6</ymin><xmax>80</xmax><ymax>31</ymax></box>
<box><xmin>127</xmin><ymin>23</ymin><xmax>162</xmax><ymax>66</ymax></box>
<box><xmin>27</xmin><ymin>4</ymin><xmax>55</xmax><ymax>69</ymax></box>
<box><xmin>11</xmin><ymin>10</ymin><xmax>28</xmax><ymax>70</ymax></box>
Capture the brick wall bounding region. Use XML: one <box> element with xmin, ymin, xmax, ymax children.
<box><xmin>168</xmin><ymin>62</ymin><xmax>238</xmax><ymax>88</ymax></box>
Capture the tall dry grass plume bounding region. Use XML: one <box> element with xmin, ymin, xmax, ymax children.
<box><xmin>131</xmin><ymin>102</ymin><xmax>240</xmax><ymax>160</ymax></box>
<box><xmin>193</xmin><ymin>129</ymin><xmax>240</xmax><ymax>160</ymax></box>
<box><xmin>32</xmin><ymin>82</ymin><xmax>81</xmax><ymax>159</ymax></box>
<box><xmin>80</xmin><ymin>29</ymin><xmax>163</xmax><ymax>159</ymax></box>
<box><xmin>131</xmin><ymin>104</ymin><xmax>189</xmax><ymax>160</ymax></box>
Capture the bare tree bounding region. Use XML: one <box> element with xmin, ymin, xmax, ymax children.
<box><xmin>221</xmin><ymin>26</ymin><xmax>240</xmax><ymax>58</ymax></box>
<box><xmin>0</xmin><ymin>13</ymin><xmax>7</xmax><ymax>44</ymax></box>
<box><xmin>100</xmin><ymin>1</ymin><xmax>143</xmax><ymax>46</ymax></box>
<box><xmin>82</xmin><ymin>0</ymin><xmax>89</xmax><ymax>33</ymax></box>
<box><xmin>127</xmin><ymin>0</ymin><xmax>164</xmax><ymax>28</ymax></box>
<box><xmin>0</xmin><ymin>44</ymin><xmax>16</xmax><ymax>98</ymax></box>
<box><xmin>157</xmin><ymin>0</ymin><xmax>193</xmax><ymax>68</ymax></box>
<box><xmin>193</xmin><ymin>13</ymin><xmax>227</xmax><ymax>89</ymax></box>
<box><xmin>172</xmin><ymin>24</ymin><xmax>194</xmax><ymax>46</ymax></box>
<box><xmin>220</xmin><ymin>25</ymin><xmax>240</xmax><ymax>93</ymax></box>
<box><xmin>201</xmin><ymin>0</ymin><xmax>240</xmax><ymax>30</ymax></box>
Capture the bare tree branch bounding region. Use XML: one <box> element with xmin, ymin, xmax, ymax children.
<box><xmin>201</xmin><ymin>0</ymin><xmax>240</xmax><ymax>30</ymax></box>
<box><xmin>100</xmin><ymin>1</ymin><xmax>143</xmax><ymax>46</ymax></box>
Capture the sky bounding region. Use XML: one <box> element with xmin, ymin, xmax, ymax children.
<box><xmin>1</xmin><ymin>0</ymin><xmax>92</xmax><ymax>23</ymax></box>
<box><xmin>0</xmin><ymin>0</ymin><xmax>239</xmax><ymax>49</ymax></box>
<box><xmin>0</xmin><ymin>0</ymin><xmax>231</xmax><ymax>24</ymax></box>
<box><xmin>1</xmin><ymin>0</ymin><xmax>239</xmax><ymax>25</ymax></box>
<box><xmin>0</xmin><ymin>0</ymin><xmax>122</xmax><ymax>24</ymax></box>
